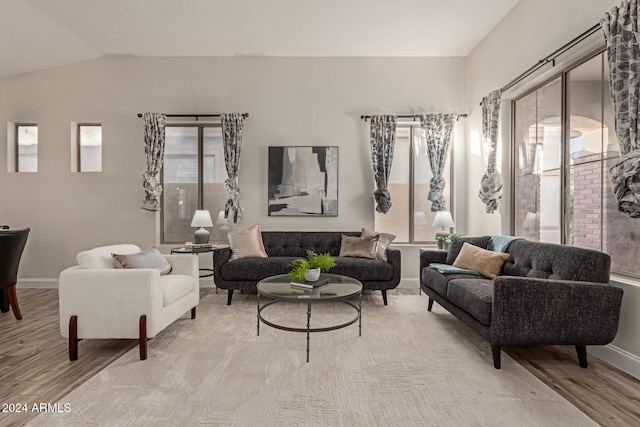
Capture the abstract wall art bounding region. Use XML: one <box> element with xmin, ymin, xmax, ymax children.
<box><xmin>268</xmin><ymin>146</ymin><xmax>338</xmax><ymax>216</ymax></box>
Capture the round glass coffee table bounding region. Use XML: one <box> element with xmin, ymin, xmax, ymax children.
<box><xmin>257</xmin><ymin>273</ymin><xmax>363</xmax><ymax>362</ymax></box>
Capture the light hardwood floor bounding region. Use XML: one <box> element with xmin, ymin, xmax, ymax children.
<box><xmin>1</xmin><ymin>288</ymin><xmax>639</xmax><ymax>426</ymax></box>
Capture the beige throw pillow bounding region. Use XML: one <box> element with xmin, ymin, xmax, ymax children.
<box><xmin>228</xmin><ymin>223</ymin><xmax>268</xmax><ymax>261</ymax></box>
<box><xmin>361</xmin><ymin>228</ymin><xmax>396</xmax><ymax>261</ymax></box>
<box><xmin>339</xmin><ymin>235</ymin><xmax>378</xmax><ymax>259</ymax></box>
<box><xmin>452</xmin><ymin>242</ymin><xmax>510</xmax><ymax>279</ymax></box>
<box><xmin>112</xmin><ymin>247</ymin><xmax>172</xmax><ymax>275</ymax></box>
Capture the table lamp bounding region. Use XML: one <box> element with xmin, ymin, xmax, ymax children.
<box><xmin>191</xmin><ymin>210</ymin><xmax>213</xmax><ymax>244</ymax></box>
<box><xmin>432</xmin><ymin>210</ymin><xmax>455</xmax><ymax>245</ymax></box>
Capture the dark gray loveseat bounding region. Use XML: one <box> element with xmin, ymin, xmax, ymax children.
<box><xmin>420</xmin><ymin>236</ymin><xmax>623</xmax><ymax>369</ymax></box>
<box><xmin>214</xmin><ymin>231</ymin><xmax>401</xmax><ymax>305</ymax></box>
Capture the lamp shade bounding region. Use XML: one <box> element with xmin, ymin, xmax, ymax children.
<box><xmin>432</xmin><ymin>210</ymin><xmax>455</xmax><ymax>228</ymax></box>
<box><xmin>190</xmin><ymin>210</ymin><xmax>213</xmax><ymax>228</ymax></box>
<box><xmin>523</xmin><ymin>212</ymin><xmax>537</xmax><ymax>229</ymax></box>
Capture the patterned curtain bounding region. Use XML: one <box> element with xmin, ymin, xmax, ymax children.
<box><xmin>478</xmin><ymin>90</ymin><xmax>504</xmax><ymax>213</ymax></box>
<box><xmin>141</xmin><ymin>112</ymin><xmax>167</xmax><ymax>212</ymax></box>
<box><xmin>369</xmin><ymin>115</ymin><xmax>397</xmax><ymax>213</ymax></box>
<box><xmin>602</xmin><ymin>0</ymin><xmax>640</xmax><ymax>217</ymax></box>
<box><xmin>420</xmin><ymin>113</ymin><xmax>457</xmax><ymax>211</ymax></box>
<box><xmin>221</xmin><ymin>113</ymin><xmax>244</xmax><ymax>223</ymax></box>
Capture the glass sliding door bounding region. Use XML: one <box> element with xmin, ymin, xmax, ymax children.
<box><xmin>513</xmin><ymin>49</ymin><xmax>640</xmax><ymax>277</ymax></box>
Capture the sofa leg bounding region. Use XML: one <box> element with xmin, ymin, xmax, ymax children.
<box><xmin>69</xmin><ymin>315</ymin><xmax>78</xmax><ymax>361</ymax></box>
<box><xmin>227</xmin><ymin>290</ymin><xmax>234</xmax><ymax>305</ymax></box>
<box><xmin>191</xmin><ymin>307</ymin><xmax>196</xmax><ymax>319</ymax></box>
<box><xmin>381</xmin><ymin>290</ymin><xmax>388</xmax><ymax>305</ymax></box>
<box><xmin>491</xmin><ymin>345</ymin><xmax>501</xmax><ymax>369</ymax></box>
<box><xmin>427</xmin><ymin>297</ymin><xmax>434</xmax><ymax>312</ymax></box>
<box><xmin>575</xmin><ymin>345</ymin><xmax>588</xmax><ymax>368</ymax></box>
<box><xmin>139</xmin><ymin>315</ymin><xmax>147</xmax><ymax>360</ymax></box>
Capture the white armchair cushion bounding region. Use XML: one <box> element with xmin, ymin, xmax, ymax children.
<box><xmin>77</xmin><ymin>244</ymin><xmax>141</xmax><ymax>269</ymax></box>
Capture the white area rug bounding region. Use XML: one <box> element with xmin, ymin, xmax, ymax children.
<box><xmin>28</xmin><ymin>293</ymin><xmax>595</xmax><ymax>426</ymax></box>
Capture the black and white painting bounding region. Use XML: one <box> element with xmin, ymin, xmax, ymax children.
<box><xmin>268</xmin><ymin>146</ymin><xmax>338</xmax><ymax>216</ymax></box>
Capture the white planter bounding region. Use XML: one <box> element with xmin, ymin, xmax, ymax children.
<box><xmin>304</xmin><ymin>268</ymin><xmax>321</xmax><ymax>282</ymax></box>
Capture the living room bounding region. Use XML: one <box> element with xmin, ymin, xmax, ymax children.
<box><xmin>1</xmin><ymin>0</ymin><xmax>639</xmax><ymax>425</ymax></box>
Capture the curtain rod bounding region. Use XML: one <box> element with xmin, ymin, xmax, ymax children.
<box><xmin>360</xmin><ymin>114</ymin><xmax>467</xmax><ymax>121</ymax></box>
<box><xmin>136</xmin><ymin>113</ymin><xmax>249</xmax><ymax>119</ymax></box>
<box><xmin>498</xmin><ymin>23</ymin><xmax>602</xmax><ymax>94</ymax></box>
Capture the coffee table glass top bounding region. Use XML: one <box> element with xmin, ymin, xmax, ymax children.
<box><xmin>257</xmin><ymin>273</ymin><xmax>362</xmax><ymax>301</ymax></box>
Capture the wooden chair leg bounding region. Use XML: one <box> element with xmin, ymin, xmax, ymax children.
<box><xmin>139</xmin><ymin>315</ymin><xmax>147</xmax><ymax>360</ymax></box>
<box><xmin>381</xmin><ymin>290</ymin><xmax>388</xmax><ymax>305</ymax></box>
<box><xmin>427</xmin><ymin>297</ymin><xmax>434</xmax><ymax>312</ymax></box>
<box><xmin>6</xmin><ymin>285</ymin><xmax>22</xmax><ymax>320</ymax></box>
<box><xmin>191</xmin><ymin>307</ymin><xmax>196</xmax><ymax>319</ymax></box>
<box><xmin>69</xmin><ymin>316</ymin><xmax>78</xmax><ymax>361</ymax></box>
<box><xmin>227</xmin><ymin>290</ymin><xmax>234</xmax><ymax>305</ymax></box>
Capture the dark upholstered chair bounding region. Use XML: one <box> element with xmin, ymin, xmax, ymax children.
<box><xmin>0</xmin><ymin>227</ymin><xmax>30</xmax><ymax>320</ymax></box>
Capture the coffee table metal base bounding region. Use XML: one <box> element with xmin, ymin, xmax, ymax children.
<box><xmin>257</xmin><ymin>296</ymin><xmax>361</xmax><ymax>362</ymax></box>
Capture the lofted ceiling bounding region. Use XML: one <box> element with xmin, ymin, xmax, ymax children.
<box><xmin>0</xmin><ymin>0</ymin><xmax>520</xmax><ymax>78</ymax></box>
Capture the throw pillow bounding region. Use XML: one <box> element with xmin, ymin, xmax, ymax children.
<box><xmin>339</xmin><ymin>235</ymin><xmax>378</xmax><ymax>259</ymax></box>
<box><xmin>228</xmin><ymin>223</ymin><xmax>268</xmax><ymax>261</ymax></box>
<box><xmin>445</xmin><ymin>236</ymin><xmax>491</xmax><ymax>265</ymax></box>
<box><xmin>361</xmin><ymin>228</ymin><xmax>396</xmax><ymax>261</ymax></box>
<box><xmin>112</xmin><ymin>247</ymin><xmax>172</xmax><ymax>275</ymax></box>
<box><xmin>452</xmin><ymin>242</ymin><xmax>510</xmax><ymax>279</ymax></box>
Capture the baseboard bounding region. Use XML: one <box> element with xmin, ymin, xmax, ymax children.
<box><xmin>588</xmin><ymin>344</ymin><xmax>640</xmax><ymax>380</ymax></box>
<box><xmin>17</xmin><ymin>278</ymin><xmax>58</xmax><ymax>289</ymax></box>
<box><xmin>399</xmin><ymin>278</ymin><xmax>419</xmax><ymax>289</ymax></box>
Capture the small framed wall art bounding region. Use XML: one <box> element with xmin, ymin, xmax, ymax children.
<box><xmin>268</xmin><ymin>146</ymin><xmax>338</xmax><ymax>216</ymax></box>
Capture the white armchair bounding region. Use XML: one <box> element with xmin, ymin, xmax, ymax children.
<box><xmin>59</xmin><ymin>244</ymin><xmax>199</xmax><ymax>361</ymax></box>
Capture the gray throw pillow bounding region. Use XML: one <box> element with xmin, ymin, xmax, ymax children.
<box><xmin>361</xmin><ymin>228</ymin><xmax>396</xmax><ymax>261</ymax></box>
<box><xmin>445</xmin><ymin>236</ymin><xmax>491</xmax><ymax>265</ymax></box>
<box><xmin>112</xmin><ymin>247</ymin><xmax>172</xmax><ymax>275</ymax></box>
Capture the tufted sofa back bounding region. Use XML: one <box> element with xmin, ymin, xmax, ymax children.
<box><xmin>502</xmin><ymin>239</ymin><xmax>611</xmax><ymax>283</ymax></box>
<box><xmin>261</xmin><ymin>231</ymin><xmax>360</xmax><ymax>257</ymax></box>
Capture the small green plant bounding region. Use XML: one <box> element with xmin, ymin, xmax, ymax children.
<box><xmin>288</xmin><ymin>250</ymin><xmax>336</xmax><ymax>281</ymax></box>
<box><xmin>436</xmin><ymin>233</ymin><xmax>463</xmax><ymax>244</ymax></box>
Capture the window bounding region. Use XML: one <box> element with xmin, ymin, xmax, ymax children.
<box><xmin>161</xmin><ymin>125</ymin><xmax>229</xmax><ymax>244</ymax></box>
<box><xmin>512</xmin><ymin>50</ymin><xmax>638</xmax><ymax>276</ymax></box>
<box><xmin>374</xmin><ymin>124</ymin><xmax>453</xmax><ymax>243</ymax></box>
<box><xmin>16</xmin><ymin>124</ymin><xmax>37</xmax><ymax>172</ymax></box>
<box><xmin>78</xmin><ymin>124</ymin><xmax>102</xmax><ymax>172</ymax></box>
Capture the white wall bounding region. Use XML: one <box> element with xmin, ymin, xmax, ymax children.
<box><xmin>0</xmin><ymin>56</ymin><xmax>466</xmax><ymax>280</ymax></box>
<box><xmin>466</xmin><ymin>0</ymin><xmax>640</xmax><ymax>377</ymax></box>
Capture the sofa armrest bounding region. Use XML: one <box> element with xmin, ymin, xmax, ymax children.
<box><xmin>213</xmin><ymin>247</ymin><xmax>232</xmax><ymax>285</ymax></box>
<box><xmin>419</xmin><ymin>249</ymin><xmax>448</xmax><ymax>272</ymax></box>
<box><xmin>58</xmin><ymin>266</ymin><xmax>164</xmax><ymax>338</ymax></box>
<box><xmin>491</xmin><ymin>276</ymin><xmax>624</xmax><ymax>345</ymax></box>
<box><xmin>386</xmin><ymin>247</ymin><xmax>401</xmax><ymax>268</ymax></box>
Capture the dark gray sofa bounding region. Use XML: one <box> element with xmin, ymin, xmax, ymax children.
<box><xmin>214</xmin><ymin>231</ymin><xmax>401</xmax><ymax>305</ymax></box>
<box><xmin>420</xmin><ymin>236</ymin><xmax>623</xmax><ymax>369</ymax></box>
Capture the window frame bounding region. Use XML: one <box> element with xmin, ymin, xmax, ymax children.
<box><xmin>77</xmin><ymin>123</ymin><xmax>102</xmax><ymax>172</ymax></box>
<box><xmin>510</xmin><ymin>46</ymin><xmax>631</xmax><ymax>275</ymax></box>
<box><xmin>374</xmin><ymin>122</ymin><xmax>455</xmax><ymax>244</ymax></box>
<box><xmin>15</xmin><ymin>122</ymin><xmax>38</xmax><ymax>173</ymax></box>
<box><xmin>160</xmin><ymin>123</ymin><xmax>223</xmax><ymax>244</ymax></box>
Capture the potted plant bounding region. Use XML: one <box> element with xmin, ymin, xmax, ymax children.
<box><xmin>289</xmin><ymin>250</ymin><xmax>336</xmax><ymax>282</ymax></box>
<box><xmin>436</xmin><ymin>233</ymin><xmax>462</xmax><ymax>251</ymax></box>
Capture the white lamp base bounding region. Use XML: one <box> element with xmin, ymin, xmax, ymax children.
<box><xmin>193</xmin><ymin>227</ymin><xmax>210</xmax><ymax>244</ymax></box>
